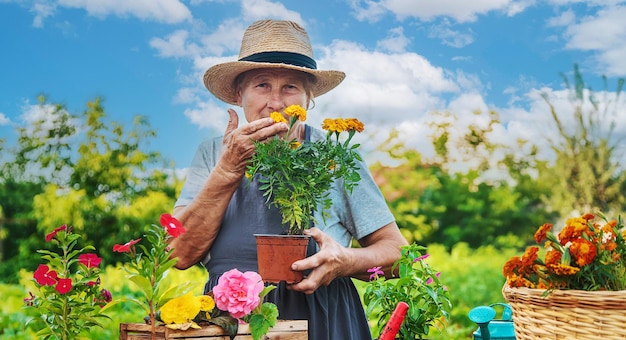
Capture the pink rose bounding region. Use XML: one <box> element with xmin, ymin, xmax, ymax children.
<box><xmin>212</xmin><ymin>269</ymin><xmax>264</xmax><ymax>319</ymax></box>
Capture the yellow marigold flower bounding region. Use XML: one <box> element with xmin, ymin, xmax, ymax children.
<box><xmin>290</xmin><ymin>141</ymin><xmax>301</xmax><ymax>149</ymax></box>
<box><xmin>328</xmin><ymin>160</ymin><xmax>336</xmax><ymax>170</ymax></box>
<box><xmin>322</xmin><ymin>118</ymin><xmax>348</xmax><ymax>133</ymax></box>
<box><xmin>160</xmin><ymin>292</ymin><xmax>201</xmax><ymax>324</ymax></box>
<box><xmin>270</xmin><ymin>111</ymin><xmax>287</xmax><ymax>124</ymax></box>
<box><xmin>345</xmin><ymin>118</ymin><xmax>364</xmax><ymax>132</ymax></box>
<box><xmin>284</xmin><ymin>105</ymin><xmax>307</xmax><ymax>121</ymax></box>
<box><xmin>197</xmin><ymin>295</ymin><xmax>215</xmax><ymax>312</ymax></box>
<box><xmin>547</xmin><ymin>263</ymin><xmax>580</xmax><ymax>276</ymax></box>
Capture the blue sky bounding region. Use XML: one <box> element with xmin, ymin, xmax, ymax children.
<box><xmin>1</xmin><ymin>0</ymin><xmax>625</xmax><ymax>172</ymax></box>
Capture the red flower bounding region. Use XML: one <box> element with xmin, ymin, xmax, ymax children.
<box><xmin>55</xmin><ymin>278</ymin><xmax>73</xmax><ymax>294</ymax></box>
<box><xmin>33</xmin><ymin>264</ymin><xmax>58</xmax><ymax>286</ymax></box>
<box><xmin>113</xmin><ymin>238</ymin><xmax>142</xmax><ymax>253</ymax></box>
<box><xmin>78</xmin><ymin>253</ymin><xmax>102</xmax><ymax>268</ymax></box>
<box><xmin>45</xmin><ymin>225</ymin><xmax>67</xmax><ymax>242</ymax></box>
<box><xmin>160</xmin><ymin>213</ymin><xmax>186</xmax><ymax>238</ymax></box>
<box><xmin>100</xmin><ymin>289</ymin><xmax>112</xmax><ymax>303</ymax></box>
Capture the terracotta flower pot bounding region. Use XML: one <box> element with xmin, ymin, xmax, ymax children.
<box><xmin>254</xmin><ymin>234</ymin><xmax>311</xmax><ymax>284</ymax></box>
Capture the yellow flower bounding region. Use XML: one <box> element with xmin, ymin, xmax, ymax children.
<box><xmin>290</xmin><ymin>141</ymin><xmax>301</xmax><ymax>149</ymax></box>
<box><xmin>160</xmin><ymin>292</ymin><xmax>201</xmax><ymax>324</ymax></box>
<box><xmin>270</xmin><ymin>111</ymin><xmax>287</xmax><ymax>124</ymax></box>
<box><xmin>345</xmin><ymin>118</ymin><xmax>364</xmax><ymax>132</ymax></box>
<box><xmin>322</xmin><ymin>118</ymin><xmax>348</xmax><ymax>133</ymax></box>
<box><xmin>197</xmin><ymin>295</ymin><xmax>215</xmax><ymax>312</ymax></box>
<box><xmin>284</xmin><ymin>104</ymin><xmax>306</xmax><ymax>121</ymax></box>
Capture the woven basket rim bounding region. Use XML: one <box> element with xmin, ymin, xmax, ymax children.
<box><xmin>502</xmin><ymin>284</ymin><xmax>626</xmax><ymax>310</ymax></box>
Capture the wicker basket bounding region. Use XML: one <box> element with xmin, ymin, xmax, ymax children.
<box><xmin>502</xmin><ymin>285</ymin><xmax>626</xmax><ymax>340</ymax></box>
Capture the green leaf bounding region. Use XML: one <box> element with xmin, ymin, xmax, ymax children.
<box><xmin>128</xmin><ymin>274</ymin><xmax>153</xmax><ymax>300</ymax></box>
<box><xmin>208</xmin><ymin>315</ymin><xmax>238</xmax><ymax>339</ymax></box>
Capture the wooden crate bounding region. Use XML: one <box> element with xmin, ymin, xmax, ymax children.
<box><xmin>119</xmin><ymin>320</ymin><xmax>308</xmax><ymax>340</ymax></box>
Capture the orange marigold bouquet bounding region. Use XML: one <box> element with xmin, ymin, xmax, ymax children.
<box><xmin>503</xmin><ymin>212</ymin><xmax>626</xmax><ymax>292</ymax></box>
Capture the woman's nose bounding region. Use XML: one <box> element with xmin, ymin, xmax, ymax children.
<box><xmin>266</xmin><ymin>91</ymin><xmax>285</xmax><ymax>112</ymax></box>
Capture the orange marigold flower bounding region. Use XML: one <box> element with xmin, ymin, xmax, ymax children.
<box><xmin>569</xmin><ymin>238</ymin><xmax>596</xmax><ymax>267</ymax></box>
<box><xmin>559</xmin><ymin>225</ymin><xmax>581</xmax><ymax>245</ymax></box>
<box><xmin>581</xmin><ymin>212</ymin><xmax>595</xmax><ymax>220</ymax></box>
<box><xmin>534</xmin><ymin>223</ymin><xmax>552</xmax><ymax>244</ymax></box>
<box><xmin>520</xmin><ymin>246</ymin><xmax>539</xmax><ymax>267</ymax></box>
<box><xmin>503</xmin><ymin>256</ymin><xmax>521</xmax><ymax>277</ymax></box>
<box><xmin>345</xmin><ymin>118</ymin><xmax>364</xmax><ymax>132</ymax></box>
<box><xmin>270</xmin><ymin>111</ymin><xmax>287</xmax><ymax>124</ymax></box>
<box><xmin>548</xmin><ymin>263</ymin><xmax>580</xmax><ymax>276</ymax></box>
<box><xmin>544</xmin><ymin>250</ymin><xmax>561</xmax><ymax>267</ymax></box>
<box><xmin>284</xmin><ymin>105</ymin><xmax>307</xmax><ymax>121</ymax></box>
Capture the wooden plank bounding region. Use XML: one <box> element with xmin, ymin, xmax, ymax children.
<box><xmin>120</xmin><ymin>320</ymin><xmax>308</xmax><ymax>340</ymax></box>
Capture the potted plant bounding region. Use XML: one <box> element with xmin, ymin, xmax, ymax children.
<box><xmin>502</xmin><ymin>212</ymin><xmax>626</xmax><ymax>339</ymax></box>
<box><xmin>246</xmin><ymin>104</ymin><xmax>364</xmax><ymax>283</ymax></box>
<box><xmin>363</xmin><ymin>243</ymin><xmax>452</xmax><ymax>339</ymax></box>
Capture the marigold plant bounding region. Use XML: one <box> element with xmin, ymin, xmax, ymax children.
<box><xmin>25</xmin><ymin>225</ymin><xmax>112</xmax><ymax>340</ymax></box>
<box><xmin>503</xmin><ymin>212</ymin><xmax>626</xmax><ymax>292</ymax></box>
<box><xmin>247</xmin><ymin>104</ymin><xmax>364</xmax><ymax>234</ymax></box>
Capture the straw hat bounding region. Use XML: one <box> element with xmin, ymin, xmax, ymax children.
<box><xmin>203</xmin><ymin>20</ymin><xmax>346</xmax><ymax>105</ymax></box>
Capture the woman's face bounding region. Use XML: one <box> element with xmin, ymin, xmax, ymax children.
<box><xmin>236</xmin><ymin>68</ymin><xmax>311</xmax><ymax>123</ymax></box>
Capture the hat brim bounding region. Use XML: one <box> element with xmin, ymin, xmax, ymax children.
<box><xmin>203</xmin><ymin>61</ymin><xmax>346</xmax><ymax>105</ymax></box>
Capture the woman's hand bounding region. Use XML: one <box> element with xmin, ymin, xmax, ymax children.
<box><xmin>287</xmin><ymin>228</ymin><xmax>351</xmax><ymax>294</ymax></box>
<box><xmin>218</xmin><ymin>109</ymin><xmax>287</xmax><ymax>174</ymax></box>
<box><xmin>287</xmin><ymin>223</ymin><xmax>407</xmax><ymax>294</ymax></box>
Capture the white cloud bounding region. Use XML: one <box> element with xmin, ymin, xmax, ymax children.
<box><xmin>241</xmin><ymin>0</ymin><xmax>303</xmax><ymax>24</ymax></box>
<box><xmin>0</xmin><ymin>112</ymin><xmax>10</xmax><ymax>126</ymax></box>
<box><xmin>150</xmin><ymin>30</ymin><xmax>201</xmax><ymax>58</ymax></box>
<box><xmin>550</xmin><ymin>4</ymin><xmax>626</xmax><ymax>76</ymax></box>
<box><xmin>351</xmin><ymin>0</ymin><xmax>519</xmax><ymax>23</ymax></box>
<box><xmin>58</xmin><ymin>0</ymin><xmax>192</xmax><ymax>23</ymax></box>
<box><xmin>349</xmin><ymin>0</ymin><xmax>388</xmax><ymax>23</ymax></box>
<box><xmin>376</xmin><ymin>26</ymin><xmax>411</xmax><ymax>53</ymax></box>
<box><xmin>30</xmin><ymin>1</ymin><xmax>56</xmax><ymax>28</ymax></box>
<box><xmin>428</xmin><ymin>20</ymin><xmax>475</xmax><ymax>48</ymax></box>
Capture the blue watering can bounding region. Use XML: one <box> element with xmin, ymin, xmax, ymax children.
<box><xmin>468</xmin><ymin>303</ymin><xmax>516</xmax><ymax>340</ymax></box>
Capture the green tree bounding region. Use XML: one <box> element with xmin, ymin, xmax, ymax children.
<box><xmin>371</xmin><ymin>109</ymin><xmax>553</xmax><ymax>249</ymax></box>
<box><xmin>0</xmin><ymin>96</ymin><xmax>180</xmax><ymax>282</ymax></box>
<box><xmin>539</xmin><ymin>64</ymin><xmax>626</xmax><ymax>216</ymax></box>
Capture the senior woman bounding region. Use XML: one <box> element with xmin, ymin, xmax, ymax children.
<box><xmin>170</xmin><ymin>19</ymin><xmax>408</xmax><ymax>339</ymax></box>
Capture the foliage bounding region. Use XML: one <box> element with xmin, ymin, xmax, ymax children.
<box><xmin>113</xmin><ymin>213</ymin><xmax>196</xmax><ymax>337</ymax></box>
<box><xmin>247</xmin><ymin>105</ymin><xmax>363</xmax><ymax>234</ymax></box>
<box><xmin>540</xmin><ymin>64</ymin><xmax>626</xmax><ymax>215</ymax></box>
<box><xmin>363</xmin><ymin>243</ymin><xmax>452</xmax><ymax>339</ymax></box>
<box><xmin>0</xmin><ymin>96</ymin><xmax>179</xmax><ymax>282</ymax></box>
<box><xmin>24</xmin><ymin>225</ymin><xmax>112</xmax><ymax>339</ymax></box>
<box><xmin>370</xmin><ymin>130</ymin><xmax>553</xmax><ymax>250</ymax></box>
<box><xmin>504</xmin><ymin>212</ymin><xmax>626</xmax><ymax>291</ymax></box>
<box><xmin>114</xmin><ymin>215</ymin><xmax>277</xmax><ymax>340</ymax></box>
